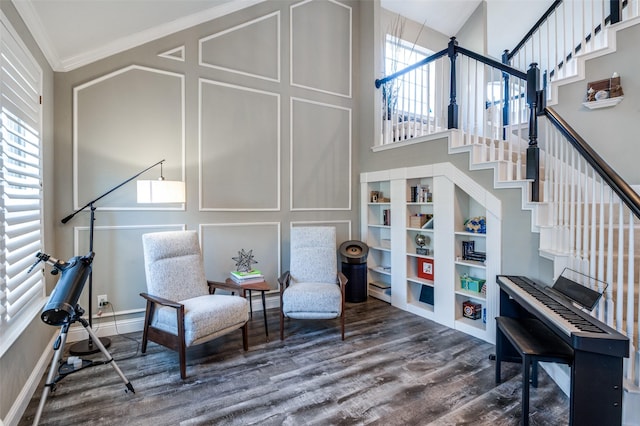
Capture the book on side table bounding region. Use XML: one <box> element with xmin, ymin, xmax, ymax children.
<box><xmin>230</xmin><ymin>269</ymin><xmax>265</xmax><ymax>285</ymax></box>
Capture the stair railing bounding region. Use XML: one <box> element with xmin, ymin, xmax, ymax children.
<box><xmin>539</xmin><ymin>107</ymin><xmax>640</xmax><ymax>386</ymax></box>
<box><xmin>503</xmin><ymin>0</ymin><xmax>635</xmax><ymax>92</ymax></box>
<box><xmin>375</xmin><ymin>38</ymin><xmax>541</xmax><ymax>191</ymax></box>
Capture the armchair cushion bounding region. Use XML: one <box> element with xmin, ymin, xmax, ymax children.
<box><xmin>290</xmin><ymin>227</ymin><xmax>337</xmax><ymax>284</ymax></box>
<box><xmin>153</xmin><ymin>294</ymin><xmax>249</xmax><ymax>346</ymax></box>
<box><xmin>282</xmin><ymin>282</ymin><xmax>342</xmax><ymax>319</ymax></box>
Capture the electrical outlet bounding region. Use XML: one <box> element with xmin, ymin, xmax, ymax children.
<box><xmin>97</xmin><ymin>294</ymin><xmax>108</xmax><ymax>307</ymax></box>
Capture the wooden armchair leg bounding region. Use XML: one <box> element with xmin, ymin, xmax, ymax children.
<box><xmin>280</xmin><ymin>309</ymin><xmax>285</xmax><ymax>341</ymax></box>
<box><xmin>141</xmin><ymin>300</ymin><xmax>153</xmax><ymax>353</ymax></box>
<box><xmin>242</xmin><ymin>323</ymin><xmax>249</xmax><ymax>351</ymax></box>
<box><xmin>341</xmin><ymin>312</ymin><xmax>345</xmax><ymax>341</ymax></box>
<box><xmin>178</xmin><ymin>341</ymin><xmax>187</xmax><ymax>379</ymax></box>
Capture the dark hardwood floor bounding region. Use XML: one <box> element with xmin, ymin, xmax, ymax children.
<box><xmin>20</xmin><ymin>298</ymin><xmax>569</xmax><ymax>425</ymax></box>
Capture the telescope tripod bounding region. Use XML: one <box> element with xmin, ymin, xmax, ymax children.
<box><xmin>33</xmin><ymin>306</ymin><xmax>135</xmax><ymax>425</ymax></box>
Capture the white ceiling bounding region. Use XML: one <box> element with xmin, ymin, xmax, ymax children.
<box><xmin>11</xmin><ymin>0</ymin><xmax>550</xmax><ymax>72</ymax></box>
<box><xmin>11</xmin><ymin>0</ymin><xmax>265</xmax><ymax>71</ymax></box>
<box><xmin>381</xmin><ymin>0</ymin><xmax>482</xmax><ymax>37</ymax></box>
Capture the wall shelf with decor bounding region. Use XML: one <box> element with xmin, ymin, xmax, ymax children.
<box><xmin>360</xmin><ymin>163</ymin><xmax>501</xmax><ymax>343</ymax></box>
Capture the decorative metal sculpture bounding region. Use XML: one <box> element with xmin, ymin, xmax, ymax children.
<box><xmin>232</xmin><ymin>248</ymin><xmax>258</xmax><ymax>273</ymax></box>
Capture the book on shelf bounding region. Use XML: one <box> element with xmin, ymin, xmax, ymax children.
<box><xmin>370</xmin><ymin>281</ymin><xmax>391</xmax><ymax>289</ymax></box>
<box><xmin>231</xmin><ymin>269</ymin><xmax>263</xmax><ymax>279</ymax></box>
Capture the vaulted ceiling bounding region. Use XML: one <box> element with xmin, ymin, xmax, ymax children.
<box><xmin>11</xmin><ymin>0</ymin><xmax>550</xmax><ymax>72</ymax></box>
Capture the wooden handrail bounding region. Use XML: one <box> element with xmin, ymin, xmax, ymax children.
<box><xmin>375</xmin><ymin>48</ymin><xmax>448</xmax><ymax>89</ymax></box>
<box><xmin>506</xmin><ymin>0</ymin><xmax>563</xmax><ymax>62</ymax></box>
<box><xmin>544</xmin><ymin>106</ymin><xmax>640</xmax><ymax>219</ymax></box>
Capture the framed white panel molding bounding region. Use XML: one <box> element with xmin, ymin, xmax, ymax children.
<box><xmin>290</xmin><ymin>97</ymin><xmax>351</xmax><ymax>211</ymax></box>
<box><xmin>158</xmin><ymin>45</ymin><xmax>185</xmax><ymax>62</ymax></box>
<box><xmin>290</xmin><ymin>0</ymin><xmax>352</xmax><ymax>98</ymax></box>
<box><xmin>73</xmin><ymin>224</ymin><xmax>185</xmax><ymax>314</ymax></box>
<box><xmin>199</xmin><ymin>11</ymin><xmax>280</xmax><ymax>82</ymax></box>
<box><xmin>199</xmin><ymin>222</ymin><xmax>281</xmax><ymax>290</ymax></box>
<box><xmin>199</xmin><ymin>79</ymin><xmax>280</xmax><ymax>211</ymax></box>
<box><xmin>73</xmin><ymin>65</ymin><xmax>185</xmax><ymax>211</ymax></box>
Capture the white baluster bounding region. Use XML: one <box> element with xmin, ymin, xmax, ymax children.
<box><xmin>597</xmin><ymin>178</ymin><xmax>605</xmax><ymax>321</ymax></box>
<box><xmin>605</xmin><ymin>187</ymin><xmax>614</xmax><ymax>325</ymax></box>
<box><xmin>626</xmin><ymin>212</ymin><xmax>636</xmax><ymax>380</ymax></box>
<box><xmin>616</xmin><ymin>197</ymin><xmax>625</xmax><ymax>334</ymax></box>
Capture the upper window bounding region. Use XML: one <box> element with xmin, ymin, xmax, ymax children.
<box><xmin>384</xmin><ymin>34</ymin><xmax>435</xmax><ymax>120</ymax></box>
<box><xmin>0</xmin><ymin>11</ymin><xmax>44</xmax><ymax>356</ymax></box>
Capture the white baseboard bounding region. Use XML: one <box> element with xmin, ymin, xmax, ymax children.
<box><xmin>3</xmin><ymin>334</ymin><xmax>56</xmax><ymax>426</ymax></box>
<box><xmin>67</xmin><ymin>292</ymin><xmax>280</xmax><ymax>342</ymax></box>
<box><xmin>66</xmin><ymin>316</ymin><xmax>144</xmax><ymax>342</ymax></box>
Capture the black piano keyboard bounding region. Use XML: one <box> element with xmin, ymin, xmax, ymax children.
<box><xmin>507</xmin><ymin>276</ymin><xmax>606</xmax><ymax>334</ymax></box>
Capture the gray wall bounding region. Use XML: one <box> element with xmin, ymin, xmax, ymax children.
<box><xmin>552</xmin><ymin>22</ymin><xmax>640</xmax><ymax>185</ymax></box>
<box><xmin>0</xmin><ymin>1</ymin><xmax>56</xmax><ymax>422</ymax></box>
<box><xmin>53</xmin><ymin>0</ymin><xmax>359</xmax><ymax>320</ymax></box>
<box><xmin>455</xmin><ymin>0</ymin><xmax>487</xmax><ymax>54</ymax></box>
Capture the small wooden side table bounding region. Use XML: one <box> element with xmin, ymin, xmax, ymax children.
<box><xmin>225</xmin><ymin>278</ymin><xmax>271</xmax><ymax>341</ymax></box>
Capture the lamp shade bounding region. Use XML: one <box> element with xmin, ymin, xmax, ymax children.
<box><xmin>137</xmin><ymin>180</ymin><xmax>185</xmax><ymax>203</ymax></box>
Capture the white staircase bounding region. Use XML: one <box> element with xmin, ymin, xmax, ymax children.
<box><xmin>447</xmin><ymin>12</ymin><xmax>640</xmax><ymax>424</ymax></box>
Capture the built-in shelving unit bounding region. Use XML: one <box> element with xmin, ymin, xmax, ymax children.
<box><xmin>362</xmin><ymin>176</ymin><xmax>392</xmax><ymax>303</ymax></box>
<box><xmin>360</xmin><ymin>163</ymin><xmax>501</xmax><ymax>343</ymax></box>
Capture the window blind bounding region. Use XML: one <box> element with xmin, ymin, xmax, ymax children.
<box><xmin>0</xmin><ymin>12</ymin><xmax>44</xmax><ymax>356</ymax></box>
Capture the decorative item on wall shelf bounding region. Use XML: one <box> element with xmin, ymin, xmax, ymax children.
<box><xmin>464</xmin><ymin>216</ymin><xmax>486</xmax><ymax>234</ymax></box>
<box><xmin>583</xmin><ymin>73</ymin><xmax>624</xmax><ymax>109</ymax></box>
<box><xmin>415</xmin><ymin>233</ymin><xmax>430</xmax><ymax>255</ymax></box>
<box><xmin>460</xmin><ymin>273</ymin><xmax>486</xmax><ymax>293</ymax></box>
<box><xmin>417</xmin><ymin>257</ymin><xmax>434</xmax><ymax>281</ymax></box>
<box><xmin>232</xmin><ymin>249</ymin><xmax>258</xmax><ymax>273</ymax></box>
<box><xmin>462</xmin><ymin>300</ymin><xmax>482</xmax><ymax>320</ymax></box>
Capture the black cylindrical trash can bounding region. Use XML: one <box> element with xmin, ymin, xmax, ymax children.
<box><xmin>339</xmin><ymin>240</ymin><xmax>369</xmax><ymax>303</ymax></box>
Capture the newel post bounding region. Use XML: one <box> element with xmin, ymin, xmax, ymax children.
<box><xmin>447</xmin><ymin>37</ymin><xmax>459</xmax><ymax>129</ymax></box>
<box><xmin>526</xmin><ymin>62</ymin><xmax>541</xmax><ymax>202</ymax></box>
<box><xmin>501</xmin><ymin>50</ymin><xmax>511</xmax><ymax>139</ymax></box>
<box><xmin>610</xmin><ymin>0</ymin><xmax>621</xmax><ymax>24</ymax></box>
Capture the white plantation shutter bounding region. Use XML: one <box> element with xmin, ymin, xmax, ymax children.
<box><xmin>0</xmin><ymin>11</ymin><xmax>44</xmax><ymax>356</ymax></box>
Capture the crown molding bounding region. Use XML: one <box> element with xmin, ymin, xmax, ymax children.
<box><xmin>12</xmin><ymin>0</ymin><xmax>265</xmax><ymax>72</ymax></box>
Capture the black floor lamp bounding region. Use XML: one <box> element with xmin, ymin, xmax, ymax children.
<box><xmin>62</xmin><ymin>159</ymin><xmax>185</xmax><ymax>355</ymax></box>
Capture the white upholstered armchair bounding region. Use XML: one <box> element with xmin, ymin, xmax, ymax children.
<box><xmin>279</xmin><ymin>226</ymin><xmax>348</xmax><ymax>340</ymax></box>
<box><xmin>140</xmin><ymin>230</ymin><xmax>249</xmax><ymax>379</ymax></box>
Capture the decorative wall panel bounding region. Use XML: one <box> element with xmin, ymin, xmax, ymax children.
<box><xmin>200</xmin><ymin>11</ymin><xmax>280</xmax><ymax>82</ymax></box>
<box><xmin>200</xmin><ymin>79</ymin><xmax>280</xmax><ymax>211</ymax></box>
<box><xmin>290</xmin><ymin>97</ymin><xmax>351</xmax><ymax>211</ymax></box>
<box><xmin>74</xmin><ymin>224</ymin><xmax>185</xmax><ymax>312</ymax></box>
<box><xmin>73</xmin><ymin>65</ymin><xmax>185</xmax><ymax>210</ymax></box>
<box><xmin>290</xmin><ymin>0</ymin><xmax>351</xmax><ymax>97</ymax></box>
<box><xmin>200</xmin><ymin>223</ymin><xmax>280</xmax><ymax>289</ymax></box>
<box><xmin>158</xmin><ymin>45</ymin><xmax>185</xmax><ymax>62</ymax></box>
